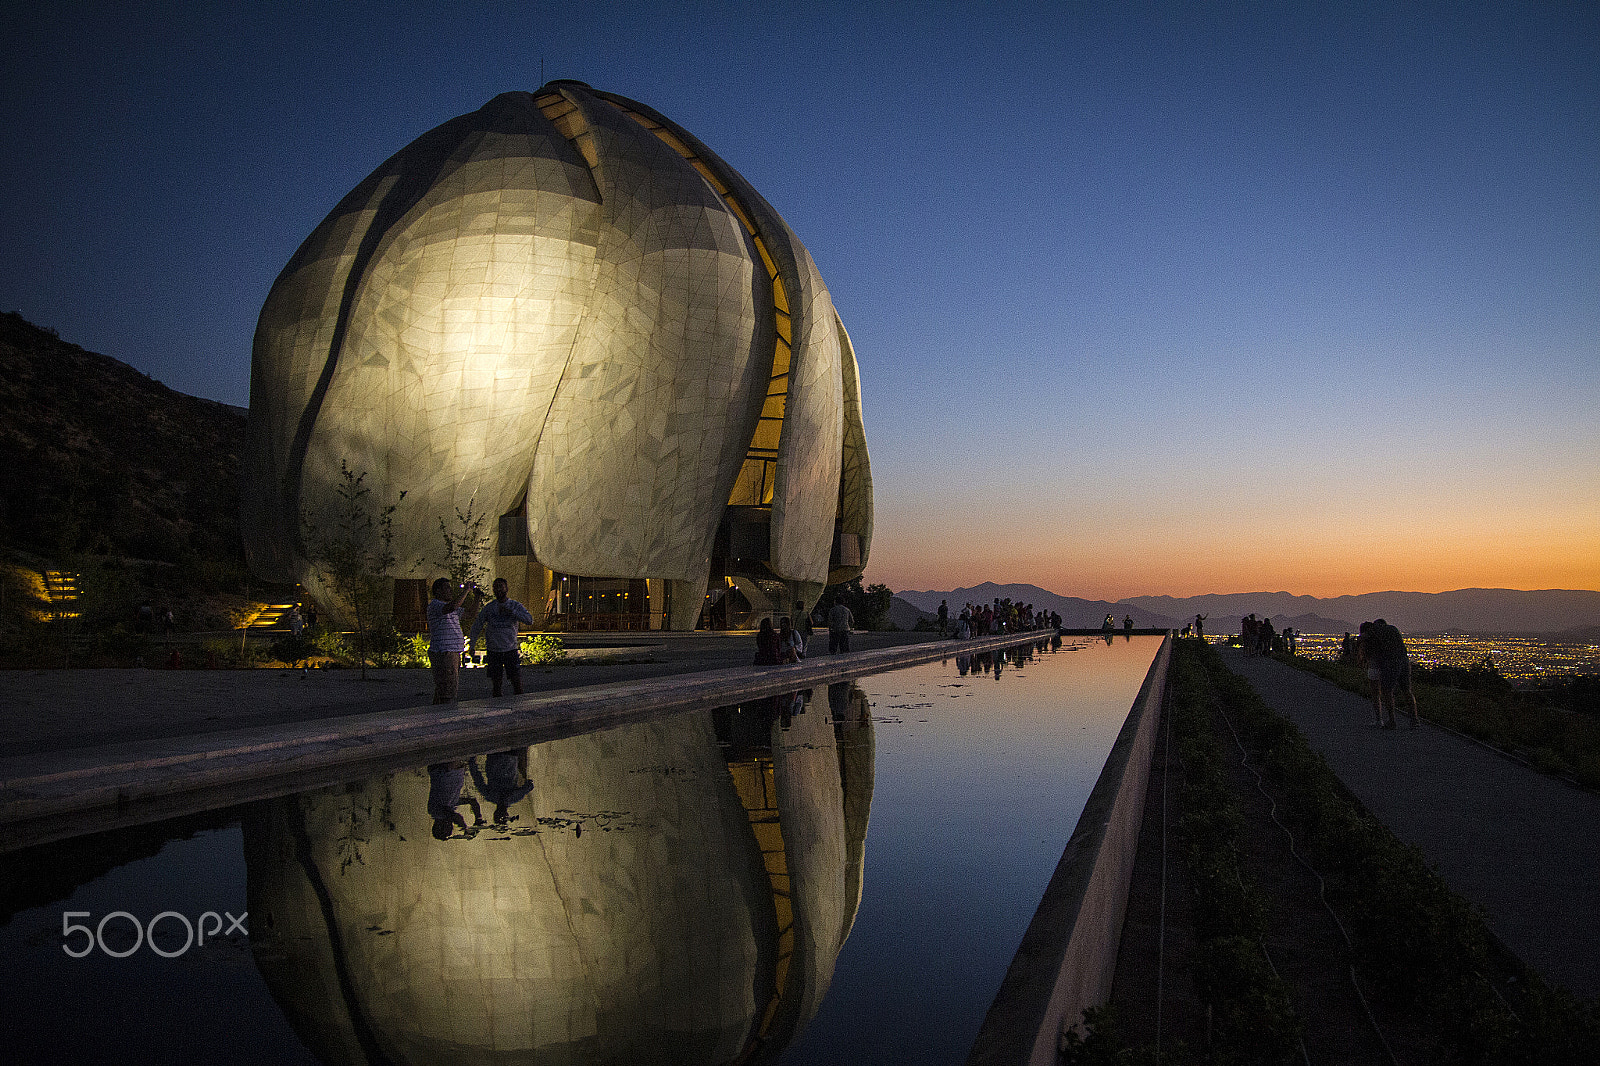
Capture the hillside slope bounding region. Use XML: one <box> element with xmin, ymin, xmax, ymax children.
<box><xmin>0</xmin><ymin>313</ymin><xmax>246</xmax><ymax>579</ymax></box>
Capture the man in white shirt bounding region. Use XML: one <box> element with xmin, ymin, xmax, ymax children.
<box><xmin>427</xmin><ymin>578</ymin><xmax>475</xmax><ymax>704</ymax></box>
<box><xmin>469</xmin><ymin>578</ymin><xmax>535</xmax><ymax>697</ymax></box>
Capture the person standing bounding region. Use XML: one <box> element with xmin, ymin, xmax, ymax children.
<box><xmin>795</xmin><ymin>599</ymin><xmax>814</xmax><ymax>644</ymax></box>
<box><xmin>1373</xmin><ymin>618</ymin><xmax>1418</xmax><ymax>728</ymax></box>
<box><xmin>1122</xmin><ymin>614</ymin><xmax>1134</xmax><ymax>634</ymax></box>
<box><xmin>285</xmin><ymin>603</ymin><xmax>307</xmax><ymax>673</ymax></box>
<box><xmin>937</xmin><ymin>599</ymin><xmax>949</xmax><ymax>637</ymax></box>
<box><xmin>469</xmin><ymin>578</ymin><xmax>535</xmax><ymax>697</ymax></box>
<box><xmin>427</xmin><ymin>578</ymin><xmax>476</xmax><ymax>704</ymax></box>
<box><xmin>1194</xmin><ymin>613</ymin><xmax>1206</xmax><ymax>640</ymax></box>
<box><xmin>1356</xmin><ymin>621</ymin><xmax>1386</xmax><ymax>726</ymax></box>
<box><xmin>827</xmin><ymin>598</ymin><xmax>855</xmax><ymax>654</ymax></box>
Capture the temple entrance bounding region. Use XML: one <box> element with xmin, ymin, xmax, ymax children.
<box><xmin>544</xmin><ymin>574</ymin><xmax>656</xmax><ymax>631</ymax></box>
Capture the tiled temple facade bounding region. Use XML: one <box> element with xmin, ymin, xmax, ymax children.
<box><xmin>243</xmin><ymin>83</ymin><xmax>871</xmax><ymax>630</ymax></box>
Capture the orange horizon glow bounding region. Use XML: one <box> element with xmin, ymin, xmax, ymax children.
<box><xmin>866</xmin><ymin>529</ymin><xmax>1600</xmax><ymax>601</ymax></box>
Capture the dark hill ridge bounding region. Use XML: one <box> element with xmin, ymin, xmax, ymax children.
<box><xmin>903</xmin><ymin>584</ymin><xmax>1600</xmax><ymax>636</ymax></box>
<box><xmin>1119</xmin><ymin>589</ymin><xmax>1600</xmax><ymax>636</ymax></box>
<box><xmin>897</xmin><ymin>583</ymin><xmax>1182</xmax><ymax>630</ymax></box>
<box><xmin>0</xmin><ymin>312</ymin><xmax>246</xmax><ymax>575</ymax></box>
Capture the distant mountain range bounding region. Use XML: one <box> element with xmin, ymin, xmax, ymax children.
<box><xmin>897</xmin><ymin>584</ymin><xmax>1600</xmax><ymax>636</ymax></box>
<box><xmin>1120</xmin><ymin>589</ymin><xmax>1600</xmax><ymax>636</ymax></box>
<box><xmin>895</xmin><ymin>583</ymin><xmax>1183</xmax><ymax>630</ymax></box>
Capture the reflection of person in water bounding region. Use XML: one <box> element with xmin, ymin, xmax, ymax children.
<box><xmin>470</xmin><ymin>750</ymin><xmax>534</xmax><ymax>825</ymax></box>
<box><xmin>427</xmin><ymin>760</ymin><xmax>485</xmax><ymax>840</ymax></box>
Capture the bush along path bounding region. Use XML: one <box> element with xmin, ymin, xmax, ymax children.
<box><xmin>1067</xmin><ymin>638</ymin><xmax>1600</xmax><ymax>1065</ymax></box>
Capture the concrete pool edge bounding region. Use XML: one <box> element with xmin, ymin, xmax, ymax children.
<box><xmin>0</xmin><ymin>629</ymin><xmax>1060</xmax><ymax>853</ymax></box>
<box><xmin>966</xmin><ymin>632</ymin><xmax>1173</xmax><ymax>1066</ymax></box>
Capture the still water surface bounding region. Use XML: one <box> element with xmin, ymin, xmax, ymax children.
<box><xmin>0</xmin><ymin>634</ymin><xmax>1161</xmax><ymax>1065</ymax></box>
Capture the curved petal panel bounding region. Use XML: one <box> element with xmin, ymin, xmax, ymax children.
<box><xmin>525</xmin><ymin>86</ymin><xmax>771</xmax><ymax>581</ymax></box>
<box><xmin>305</xmin><ymin>117</ymin><xmax>603</xmax><ymax>570</ymax></box>
<box><xmin>832</xmin><ymin>314</ymin><xmax>874</xmax><ymax>583</ymax></box>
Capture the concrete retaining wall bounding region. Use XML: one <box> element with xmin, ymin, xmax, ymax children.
<box><xmin>966</xmin><ymin>632</ymin><xmax>1173</xmax><ymax>1066</ymax></box>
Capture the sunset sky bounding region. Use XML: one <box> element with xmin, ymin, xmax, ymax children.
<box><xmin>4</xmin><ymin>2</ymin><xmax>1595</xmax><ymax>600</ymax></box>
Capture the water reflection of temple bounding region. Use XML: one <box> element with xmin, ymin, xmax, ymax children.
<box><xmin>243</xmin><ymin>685</ymin><xmax>874</xmax><ymax>1065</ymax></box>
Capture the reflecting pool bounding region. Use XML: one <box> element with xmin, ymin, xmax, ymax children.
<box><xmin>0</xmin><ymin>634</ymin><xmax>1162</xmax><ymax>1065</ymax></box>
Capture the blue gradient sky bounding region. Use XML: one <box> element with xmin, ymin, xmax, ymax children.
<box><xmin>4</xmin><ymin>2</ymin><xmax>1596</xmax><ymax>598</ymax></box>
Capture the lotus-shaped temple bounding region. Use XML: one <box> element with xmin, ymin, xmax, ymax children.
<box><xmin>244</xmin><ymin>83</ymin><xmax>871</xmax><ymax>629</ymax></box>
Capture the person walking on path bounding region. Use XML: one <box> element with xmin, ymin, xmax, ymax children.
<box><xmin>827</xmin><ymin>598</ymin><xmax>855</xmax><ymax>654</ymax></box>
<box><xmin>469</xmin><ymin>578</ymin><xmax>535</xmax><ymax>697</ymax></box>
<box><xmin>287</xmin><ymin>604</ymin><xmax>304</xmax><ymax>639</ymax></box>
<box><xmin>427</xmin><ymin>578</ymin><xmax>476</xmax><ymax>704</ymax></box>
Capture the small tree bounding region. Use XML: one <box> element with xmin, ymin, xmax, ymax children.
<box><xmin>421</xmin><ymin>495</ymin><xmax>492</xmax><ymax>591</ymax></box>
<box><xmin>821</xmin><ymin>576</ymin><xmax>894</xmax><ymax>631</ymax></box>
<box><xmin>302</xmin><ymin>461</ymin><xmax>404</xmax><ymax>679</ymax></box>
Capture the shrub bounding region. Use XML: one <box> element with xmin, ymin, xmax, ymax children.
<box><xmin>269</xmin><ymin>632</ymin><xmax>317</xmax><ymax>666</ymax></box>
<box><xmin>520</xmin><ymin>632</ymin><xmax>564</xmax><ymax>665</ymax></box>
<box><xmin>311</xmin><ymin>626</ymin><xmax>352</xmax><ymax>663</ymax></box>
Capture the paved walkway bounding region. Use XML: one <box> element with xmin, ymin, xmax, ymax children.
<box><xmin>0</xmin><ymin>631</ymin><xmax>935</xmax><ymax>758</ymax></box>
<box><xmin>1219</xmin><ymin>647</ymin><xmax>1600</xmax><ymax>999</ymax></box>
